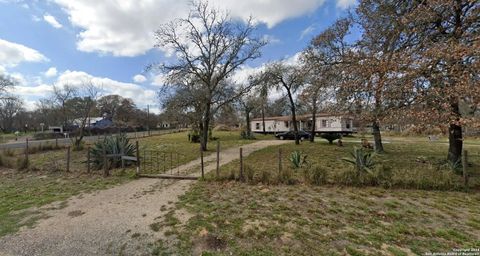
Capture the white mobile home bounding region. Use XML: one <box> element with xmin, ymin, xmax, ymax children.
<box><xmin>251</xmin><ymin>114</ymin><xmax>354</xmax><ymax>134</ymax></box>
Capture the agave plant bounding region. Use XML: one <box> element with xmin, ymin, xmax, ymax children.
<box><xmin>289</xmin><ymin>151</ymin><xmax>308</xmax><ymax>169</ymax></box>
<box><xmin>89</xmin><ymin>134</ymin><xmax>136</xmax><ymax>170</ymax></box>
<box><xmin>342</xmin><ymin>147</ymin><xmax>376</xmax><ymax>173</ymax></box>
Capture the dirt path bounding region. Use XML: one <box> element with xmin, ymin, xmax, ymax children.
<box><xmin>0</xmin><ymin>140</ymin><xmax>287</xmax><ymax>256</ymax></box>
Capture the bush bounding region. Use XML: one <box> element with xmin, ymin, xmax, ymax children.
<box><xmin>303</xmin><ymin>165</ymin><xmax>328</xmax><ymax>185</ymax></box>
<box><xmin>16</xmin><ymin>157</ymin><xmax>29</xmax><ymax>170</ymax></box>
<box><xmin>88</xmin><ymin>134</ymin><xmax>136</xmax><ymax>170</ymax></box>
<box><xmin>278</xmin><ymin>168</ymin><xmax>296</xmax><ymax>185</ymax></box>
<box><xmin>240</xmin><ymin>130</ymin><xmax>256</xmax><ymax>140</ymax></box>
<box><xmin>289</xmin><ymin>151</ymin><xmax>307</xmax><ymax>169</ymax></box>
<box><xmin>244</xmin><ymin>164</ymin><xmax>255</xmax><ymax>183</ymax></box>
<box><xmin>320</xmin><ymin>133</ymin><xmax>341</xmax><ymax>144</ymax></box>
<box><xmin>259</xmin><ymin>169</ymin><xmax>272</xmax><ymax>185</ymax></box>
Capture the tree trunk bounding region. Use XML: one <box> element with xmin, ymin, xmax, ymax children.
<box><xmin>245</xmin><ymin>110</ymin><xmax>251</xmax><ymax>137</ymax></box>
<box><xmin>372</xmin><ymin>120</ymin><xmax>384</xmax><ymax>153</ymax></box>
<box><xmin>261</xmin><ymin>107</ymin><xmax>266</xmax><ymax>134</ymax></box>
<box><xmin>448</xmin><ymin>102</ymin><xmax>463</xmax><ymax>163</ymax></box>
<box><xmin>310</xmin><ymin>102</ymin><xmax>317</xmax><ymax>143</ymax></box>
<box><xmin>200</xmin><ymin>105</ymin><xmax>211</xmax><ymax>152</ymax></box>
<box><xmin>286</xmin><ymin>89</ymin><xmax>299</xmax><ymax>145</ymax></box>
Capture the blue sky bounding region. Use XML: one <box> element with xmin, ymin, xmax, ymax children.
<box><xmin>0</xmin><ymin>0</ymin><xmax>356</xmax><ymax>112</ymax></box>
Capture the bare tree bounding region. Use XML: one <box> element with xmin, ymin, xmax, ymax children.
<box><xmin>0</xmin><ymin>75</ymin><xmax>15</xmax><ymax>98</ymax></box>
<box><xmin>153</xmin><ymin>1</ymin><xmax>266</xmax><ymax>151</ymax></box>
<box><xmin>0</xmin><ymin>95</ymin><xmax>24</xmax><ymax>132</ymax></box>
<box><xmin>68</xmin><ymin>82</ymin><xmax>100</xmax><ymax>148</ymax></box>
<box><xmin>52</xmin><ymin>84</ymin><xmax>77</xmax><ymax>129</ymax></box>
<box><xmin>263</xmin><ymin>61</ymin><xmax>307</xmax><ymax>145</ymax></box>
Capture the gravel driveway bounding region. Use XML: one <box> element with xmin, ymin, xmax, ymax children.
<box><xmin>0</xmin><ymin>140</ymin><xmax>287</xmax><ymax>256</ymax></box>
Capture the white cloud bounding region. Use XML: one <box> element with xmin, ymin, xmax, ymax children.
<box><xmin>300</xmin><ymin>24</ymin><xmax>316</xmax><ymax>40</ymax></box>
<box><xmin>43</xmin><ymin>14</ymin><xmax>63</xmax><ymax>29</ymax></box>
<box><xmin>57</xmin><ymin>70</ymin><xmax>157</xmax><ymax>105</ymax></box>
<box><xmin>133</xmin><ymin>74</ymin><xmax>147</xmax><ymax>83</ymax></box>
<box><xmin>262</xmin><ymin>35</ymin><xmax>281</xmax><ymax>44</ymax></box>
<box><xmin>44</xmin><ymin>67</ymin><xmax>58</xmax><ymax>78</ymax></box>
<box><xmin>336</xmin><ymin>0</ymin><xmax>357</xmax><ymax>9</ymax></box>
<box><xmin>0</xmin><ymin>39</ymin><xmax>48</xmax><ymax>67</ymax></box>
<box><xmin>53</xmin><ymin>0</ymin><xmax>328</xmax><ymax>57</ymax></box>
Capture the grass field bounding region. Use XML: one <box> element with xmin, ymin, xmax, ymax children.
<box><xmin>0</xmin><ymin>130</ymin><xmax>259</xmax><ymax>237</ymax></box>
<box><xmin>149</xmin><ymin>136</ymin><xmax>480</xmax><ymax>255</ymax></box>
<box><xmin>155</xmin><ymin>183</ymin><xmax>480</xmax><ymax>255</ymax></box>
<box><xmin>209</xmin><ymin>137</ymin><xmax>480</xmax><ymax>190</ymax></box>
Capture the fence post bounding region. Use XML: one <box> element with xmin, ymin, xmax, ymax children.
<box><xmin>239</xmin><ymin>147</ymin><xmax>244</xmax><ymax>181</ymax></box>
<box><xmin>135</xmin><ymin>141</ymin><xmax>140</xmax><ymax>176</ymax></box>
<box><xmin>87</xmin><ymin>146</ymin><xmax>91</xmax><ymax>173</ymax></box>
<box><xmin>55</xmin><ymin>137</ymin><xmax>58</xmax><ymax>148</ymax></box>
<box><xmin>278</xmin><ymin>148</ymin><xmax>282</xmax><ymax>175</ymax></box>
<box><xmin>462</xmin><ymin>150</ymin><xmax>468</xmax><ymax>187</ymax></box>
<box><xmin>121</xmin><ymin>146</ymin><xmax>125</xmax><ymax>169</ymax></box>
<box><xmin>103</xmin><ymin>147</ymin><xmax>108</xmax><ymax>177</ymax></box>
<box><xmin>200</xmin><ymin>146</ymin><xmax>204</xmax><ymax>179</ymax></box>
<box><xmin>25</xmin><ymin>138</ymin><xmax>29</xmax><ymax>167</ymax></box>
<box><xmin>216</xmin><ymin>141</ymin><xmax>220</xmax><ymax>179</ymax></box>
<box><xmin>66</xmin><ymin>146</ymin><xmax>71</xmax><ymax>172</ymax></box>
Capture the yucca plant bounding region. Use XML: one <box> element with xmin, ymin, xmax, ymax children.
<box><xmin>342</xmin><ymin>147</ymin><xmax>376</xmax><ymax>174</ymax></box>
<box><xmin>89</xmin><ymin>134</ymin><xmax>136</xmax><ymax>170</ymax></box>
<box><xmin>289</xmin><ymin>151</ymin><xmax>308</xmax><ymax>169</ymax></box>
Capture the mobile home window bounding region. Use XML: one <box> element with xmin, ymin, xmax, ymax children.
<box><xmin>255</xmin><ymin>123</ymin><xmax>260</xmax><ymax>130</ymax></box>
<box><xmin>321</xmin><ymin>120</ymin><xmax>327</xmax><ymax>128</ymax></box>
<box><xmin>285</xmin><ymin>121</ymin><xmax>289</xmax><ymax>128</ymax></box>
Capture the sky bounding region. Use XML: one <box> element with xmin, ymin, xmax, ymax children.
<box><xmin>0</xmin><ymin>0</ymin><xmax>356</xmax><ymax>113</ymax></box>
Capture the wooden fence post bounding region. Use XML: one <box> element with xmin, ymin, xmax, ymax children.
<box><xmin>25</xmin><ymin>138</ymin><xmax>29</xmax><ymax>167</ymax></box>
<box><xmin>462</xmin><ymin>150</ymin><xmax>468</xmax><ymax>187</ymax></box>
<box><xmin>66</xmin><ymin>146</ymin><xmax>71</xmax><ymax>172</ymax></box>
<box><xmin>103</xmin><ymin>147</ymin><xmax>108</xmax><ymax>177</ymax></box>
<box><xmin>216</xmin><ymin>141</ymin><xmax>220</xmax><ymax>179</ymax></box>
<box><xmin>55</xmin><ymin>137</ymin><xmax>58</xmax><ymax>148</ymax></box>
<box><xmin>135</xmin><ymin>141</ymin><xmax>140</xmax><ymax>176</ymax></box>
<box><xmin>239</xmin><ymin>147</ymin><xmax>244</xmax><ymax>181</ymax></box>
<box><xmin>121</xmin><ymin>146</ymin><xmax>125</xmax><ymax>169</ymax></box>
<box><xmin>87</xmin><ymin>146</ymin><xmax>91</xmax><ymax>173</ymax></box>
<box><xmin>200</xmin><ymin>146</ymin><xmax>204</xmax><ymax>179</ymax></box>
<box><xmin>278</xmin><ymin>148</ymin><xmax>282</xmax><ymax>175</ymax></box>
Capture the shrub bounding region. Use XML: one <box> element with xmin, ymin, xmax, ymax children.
<box><xmin>289</xmin><ymin>151</ymin><xmax>307</xmax><ymax>169</ymax></box>
<box><xmin>259</xmin><ymin>169</ymin><xmax>271</xmax><ymax>185</ymax></box>
<box><xmin>88</xmin><ymin>134</ymin><xmax>136</xmax><ymax>170</ymax></box>
<box><xmin>309</xmin><ymin>165</ymin><xmax>328</xmax><ymax>185</ymax></box>
<box><xmin>244</xmin><ymin>164</ymin><xmax>255</xmax><ymax>183</ymax></box>
<box><xmin>342</xmin><ymin>147</ymin><xmax>376</xmax><ymax>173</ymax></box>
<box><xmin>278</xmin><ymin>168</ymin><xmax>296</xmax><ymax>185</ymax></box>
<box><xmin>3</xmin><ymin>149</ymin><xmax>15</xmax><ymax>157</ymax></box>
<box><xmin>240</xmin><ymin>130</ymin><xmax>256</xmax><ymax>140</ymax></box>
<box><xmin>320</xmin><ymin>133</ymin><xmax>341</xmax><ymax>144</ymax></box>
<box><xmin>16</xmin><ymin>157</ymin><xmax>29</xmax><ymax>170</ymax></box>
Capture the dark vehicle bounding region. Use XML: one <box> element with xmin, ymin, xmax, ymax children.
<box><xmin>275</xmin><ymin>130</ymin><xmax>312</xmax><ymax>140</ymax></box>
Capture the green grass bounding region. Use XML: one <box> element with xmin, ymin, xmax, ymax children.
<box><xmin>154</xmin><ymin>183</ymin><xmax>480</xmax><ymax>255</ymax></box>
<box><xmin>135</xmin><ymin>131</ymin><xmax>269</xmax><ymax>174</ymax></box>
<box><xmin>0</xmin><ymin>130</ymin><xmax>261</xmax><ymax>237</ymax></box>
<box><xmin>209</xmin><ymin>137</ymin><xmax>480</xmax><ymax>190</ymax></box>
<box><xmin>0</xmin><ymin>170</ymin><xmax>131</xmax><ymax>237</ymax></box>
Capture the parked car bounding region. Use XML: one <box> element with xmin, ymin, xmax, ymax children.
<box><xmin>275</xmin><ymin>130</ymin><xmax>312</xmax><ymax>140</ymax></box>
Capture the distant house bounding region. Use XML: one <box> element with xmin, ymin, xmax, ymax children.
<box><xmin>73</xmin><ymin>117</ymin><xmax>113</xmax><ymax>129</ymax></box>
<box><xmin>251</xmin><ymin>113</ymin><xmax>354</xmax><ymax>134</ymax></box>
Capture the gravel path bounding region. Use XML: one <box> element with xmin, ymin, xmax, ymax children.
<box><xmin>0</xmin><ymin>140</ymin><xmax>287</xmax><ymax>256</ymax></box>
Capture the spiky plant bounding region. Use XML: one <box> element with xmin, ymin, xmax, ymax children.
<box><xmin>289</xmin><ymin>151</ymin><xmax>308</xmax><ymax>169</ymax></box>
<box><xmin>89</xmin><ymin>134</ymin><xmax>136</xmax><ymax>170</ymax></box>
<box><xmin>342</xmin><ymin>147</ymin><xmax>376</xmax><ymax>173</ymax></box>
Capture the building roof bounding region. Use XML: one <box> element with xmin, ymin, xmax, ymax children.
<box><xmin>251</xmin><ymin>113</ymin><xmax>352</xmax><ymax>122</ymax></box>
